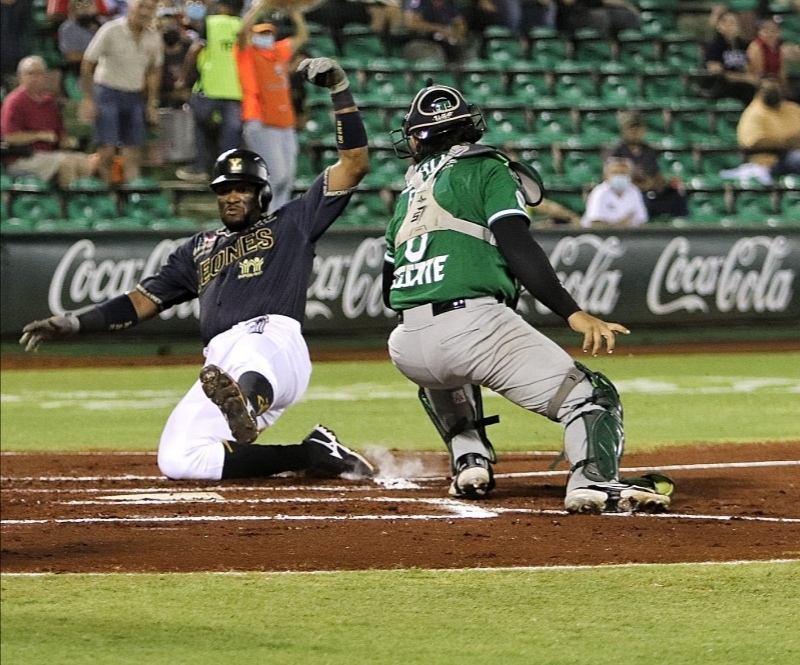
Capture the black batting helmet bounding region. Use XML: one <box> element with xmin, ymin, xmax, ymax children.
<box><xmin>210</xmin><ymin>149</ymin><xmax>272</xmax><ymax>211</ymax></box>
<box><xmin>391</xmin><ymin>84</ymin><xmax>486</xmax><ymax>159</ymax></box>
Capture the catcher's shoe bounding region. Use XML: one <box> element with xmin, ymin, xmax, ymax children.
<box><xmin>302</xmin><ymin>424</ymin><xmax>375</xmax><ymax>479</ymax></box>
<box><xmin>564</xmin><ymin>481</ymin><xmax>671</xmax><ymax>514</ymax></box>
<box><xmin>200</xmin><ymin>365</ymin><xmax>259</xmax><ymax>445</ymax></box>
<box><xmin>449</xmin><ymin>453</ymin><xmax>495</xmax><ymax>499</ymax></box>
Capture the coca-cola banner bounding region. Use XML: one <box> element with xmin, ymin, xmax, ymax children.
<box><xmin>1</xmin><ymin>228</ymin><xmax>798</xmax><ymax>337</ymax></box>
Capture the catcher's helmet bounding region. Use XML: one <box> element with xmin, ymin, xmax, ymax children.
<box><xmin>391</xmin><ymin>84</ymin><xmax>486</xmax><ymax>159</ymax></box>
<box><xmin>210</xmin><ymin>149</ymin><xmax>272</xmax><ymax>211</ymax></box>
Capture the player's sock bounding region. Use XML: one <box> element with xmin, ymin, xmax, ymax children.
<box><xmin>237</xmin><ymin>371</ymin><xmax>274</xmax><ymax>416</ymax></box>
<box><xmin>221</xmin><ymin>441</ymin><xmax>310</xmax><ymax>479</ymax></box>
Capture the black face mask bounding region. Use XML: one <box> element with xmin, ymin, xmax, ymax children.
<box><xmin>76</xmin><ymin>15</ymin><xmax>97</xmax><ymax>28</ymax></box>
<box><xmin>763</xmin><ymin>89</ymin><xmax>782</xmax><ymax>108</ymax></box>
<box><xmin>163</xmin><ymin>29</ymin><xmax>181</xmax><ymax>47</ymax></box>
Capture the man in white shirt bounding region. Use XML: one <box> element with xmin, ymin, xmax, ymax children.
<box><xmin>581</xmin><ymin>156</ymin><xmax>648</xmax><ymax>228</ymax></box>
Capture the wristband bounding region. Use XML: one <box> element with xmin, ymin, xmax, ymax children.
<box><xmin>76</xmin><ymin>294</ymin><xmax>140</xmax><ymax>333</ymax></box>
<box><xmin>335</xmin><ymin>111</ymin><xmax>368</xmax><ymax>150</ymax></box>
<box><xmin>331</xmin><ymin>88</ymin><xmax>356</xmax><ymax>111</ymax></box>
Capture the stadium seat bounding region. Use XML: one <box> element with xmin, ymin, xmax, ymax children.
<box><xmin>532</xmin><ymin>109</ymin><xmax>574</xmax><ymax>142</ymax></box>
<box><xmin>571</xmin><ymin>29</ymin><xmax>614</xmax><ymax>64</ymax></box>
<box><xmin>687</xmin><ymin>191</ymin><xmax>730</xmax><ymax>223</ymax></box>
<box><xmin>11</xmin><ymin>193</ymin><xmax>63</xmax><ymax>222</ymax></box>
<box><xmin>560</xmin><ymin>150</ymin><xmax>603</xmax><ymax>186</ymax></box>
<box><xmin>528</xmin><ymin>32</ymin><xmax>569</xmax><ymax>68</ymax></box>
<box><xmin>616</xmin><ymin>30</ymin><xmax>660</xmax><ymax>66</ymax></box>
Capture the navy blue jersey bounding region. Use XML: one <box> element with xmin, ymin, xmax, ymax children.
<box><xmin>137</xmin><ymin>172</ymin><xmax>352</xmax><ymax>344</ymax></box>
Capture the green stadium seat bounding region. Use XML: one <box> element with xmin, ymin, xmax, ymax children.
<box><xmin>616</xmin><ymin>30</ymin><xmax>660</xmax><ymax>66</ymax></box>
<box><xmin>553</xmin><ymin>71</ymin><xmax>598</xmax><ymax>104</ymax></box>
<box><xmin>528</xmin><ymin>34</ymin><xmax>569</xmax><ymax>68</ymax></box>
<box><xmin>532</xmin><ymin>108</ymin><xmax>574</xmax><ymax>142</ymax></box>
<box><xmin>1</xmin><ymin>216</ymin><xmax>37</xmax><ymax>232</ymax></box>
<box><xmin>510</xmin><ymin>71</ymin><xmax>551</xmax><ymax>100</ymax></box>
<box><xmin>124</xmin><ymin>191</ymin><xmax>173</xmax><ymax>221</ymax></box>
<box><xmin>662</xmin><ymin>150</ymin><xmax>699</xmax><ymax>180</ymax></box>
<box><xmin>571</xmin><ymin>29</ymin><xmax>614</xmax><ymax>64</ymax></box>
<box><xmin>662</xmin><ymin>39</ymin><xmax>702</xmax><ymax>69</ymax></box>
<box><xmin>599</xmin><ymin>74</ymin><xmax>641</xmax><ymax>104</ymax></box>
<box><xmin>560</xmin><ymin>150</ymin><xmax>603</xmax><ymax>186</ymax></box>
<box><xmin>147</xmin><ymin>217</ymin><xmax>200</xmax><ymax>232</ymax></box>
<box><xmin>11</xmin><ymin>193</ymin><xmax>63</xmax><ymax>221</ymax></box>
<box><xmin>461</xmin><ymin>71</ymin><xmax>508</xmax><ymax>103</ymax></box>
<box><xmin>91</xmin><ymin>216</ymin><xmax>146</xmax><ymax>231</ymax></box>
<box><xmin>687</xmin><ymin>191</ymin><xmax>729</xmax><ymax>223</ymax></box>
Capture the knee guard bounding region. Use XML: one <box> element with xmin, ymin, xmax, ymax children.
<box><xmin>548</xmin><ymin>362</ymin><xmax>625</xmax><ymax>483</ymax></box>
<box><xmin>417</xmin><ymin>385</ymin><xmax>499</xmax><ymax>471</ymax></box>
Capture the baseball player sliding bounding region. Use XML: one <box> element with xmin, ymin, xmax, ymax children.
<box><xmin>19</xmin><ymin>57</ymin><xmax>374</xmax><ymax>482</ymax></box>
<box><xmin>383</xmin><ymin>83</ymin><xmax>674</xmax><ymax>513</ymax></box>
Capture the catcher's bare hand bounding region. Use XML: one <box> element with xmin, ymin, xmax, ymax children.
<box><xmin>296</xmin><ymin>57</ymin><xmax>349</xmax><ymax>93</ymax></box>
<box><xmin>567</xmin><ymin>311</ymin><xmax>630</xmax><ymax>357</ymax></box>
<box><xmin>19</xmin><ymin>313</ymin><xmax>80</xmax><ymax>353</ymax></box>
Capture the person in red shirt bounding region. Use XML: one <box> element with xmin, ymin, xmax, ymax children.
<box><xmin>1</xmin><ymin>55</ymin><xmax>95</xmax><ymax>188</ymax></box>
<box><xmin>235</xmin><ymin>2</ymin><xmax>308</xmax><ymax>212</ymax></box>
<box><xmin>747</xmin><ymin>18</ymin><xmax>793</xmax><ymax>98</ymax></box>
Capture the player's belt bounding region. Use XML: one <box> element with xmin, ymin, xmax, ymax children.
<box><xmin>398</xmin><ymin>296</ymin><xmax>502</xmax><ymax>325</ymax></box>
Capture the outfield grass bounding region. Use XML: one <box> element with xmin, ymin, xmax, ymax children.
<box><xmin>1</xmin><ymin>352</ymin><xmax>798</xmax><ymax>452</ymax></box>
<box><xmin>2</xmin><ymin>562</ymin><xmax>799</xmax><ymax>665</ymax></box>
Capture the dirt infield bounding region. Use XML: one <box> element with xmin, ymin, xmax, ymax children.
<box><xmin>2</xmin><ymin>443</ymin><xmax>798</xmax><ymax>574</ymax></box>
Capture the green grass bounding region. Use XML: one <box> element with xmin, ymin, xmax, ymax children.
<box><xmin>1</xmin><ymin>352</ymin><xmax>798</xmax><ymax>452</ymax></box>
<box><xmin>2</xmin><ymin>563</ymin><xmax>798</xmax><ymax>665</ymax></box>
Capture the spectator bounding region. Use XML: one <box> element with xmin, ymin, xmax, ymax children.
<box><xmin>554</xmin><ymin>0</ymin><xmax>640</xmax><ymax>39</ymax></box>
<box><xmin>606</xmin><ymin>111</ymin><xmax>688</xmax><ymax>221</ymax></box>
<box><xmin>235</xmin><ymin>2</ymin><xmax>309</xmax><ymax>211</ymax></box>
<box><xmin>59</xmin><ymin>0</ymin><xmax>104</xmax><ymax>73</ymax></box>
<box><xmin>734</xmin><ymin>76</ymin><xmax>800</xmax><ymax>181</ymax></box>
<box><xmin>1</xmin><ymin>0</ymin><xmax>34</xmax><ymax>90</ymax></box>
<box><xmin>304</xmin><ymin>0</ymin><xmax>404</xmax><ymax>42</ymax></box>
<box><xmin>702</xmin><ymin>9</ymin><xmax>757</xmax><ymax>104</ymax></box>
<box><xmin>1</xmin><ymin>56</ymin><xmax>96</xmax><ymax>188</ymax></box>
<box><xmin>745</xmin><ymin>17</ymin><xmax>798</xmax><ymax>100</ymax></box>
<box><xmin>403</xmin><ymin>0</ymin><xmax>468</xmax><ymax>64</ymax></box>
<box><xmin>79</xmin><ymin>0</ymin><xmax>163</xmax><ymax>184</ymax></box>
<box><xmin>158</xmin><ymin>5</ymin><xmax>193</xmax><ymax>108</ymax></box>
<box><xmin>182</xmin><ymin>0</ymin><xmax>208</xmax><ymax>39</ymax></box>
<box><xmin>176</xmin><ymin>0</ymin><xmax>244</xmax><ymax>181</ymax></box>
<box><xmin>464</xmin><ymin>0</ymin><xmax>555</xmax><ymax>37</ymax></box>
<box><xmin>580</xmin><ymin>156</ymin><xmax>648</xmax><ymax>228</ymax></box>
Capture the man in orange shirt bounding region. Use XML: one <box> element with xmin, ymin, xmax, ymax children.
<box><xmin>235</xmin><ymin>3</ymin><xmax>308</xmax><ymax>211</ymax></box>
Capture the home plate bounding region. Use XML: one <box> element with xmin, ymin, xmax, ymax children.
<box><xmin>98</xmin><ymin>492</ymin><xmax>225</xmax><ymax>502</ymax></box>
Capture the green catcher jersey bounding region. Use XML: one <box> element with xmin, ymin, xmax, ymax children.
<box><xmin>384</xmin><ymin>148</ymin><xmax>530</xmax><ymax>311</ymax></box>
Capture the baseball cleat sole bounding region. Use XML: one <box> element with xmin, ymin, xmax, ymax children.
<box><xmin>449</xmin><ymin>466</ymin><xmax>493</xmax><ymax>499</ymax></box>
<box><xmin>565</xmin><ymin>486</ymin><xmax>671</xmax><ymax>514</ymax></box>
<box><xmin>200</xmin><ymin>365</ymin><xmax>258</xmax><ymax>445</ymax></box>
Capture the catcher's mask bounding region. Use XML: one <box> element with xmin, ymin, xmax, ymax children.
<box><xmin>391</xmin><ymin>83</ymin><xmax>486</xmax><ymax>159</ymax></box>
<box><xmin>210</xmin><ymin>148</ymin><xmax>273</xmax><ymax>211</ymax></box>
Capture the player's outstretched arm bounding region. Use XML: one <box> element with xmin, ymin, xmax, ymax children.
<box><xmin>296</xmin><ymin>57</ymin><xmax>369</xmax><ymax>191</ymax></box>
<box><xmin>20</xmin><ymin>291</ymin><xmax>160</xmax><ymax>353</ymax></box>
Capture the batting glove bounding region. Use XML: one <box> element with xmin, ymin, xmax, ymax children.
<box><xmin>296</xmin><ymin>57</ymin><xmax>349</xmax><ymax>94</ymax></box>
<box><xmin>20</xmin><ymin>313</ymin><xmax>80</xmax><ymax>352</ymax></box>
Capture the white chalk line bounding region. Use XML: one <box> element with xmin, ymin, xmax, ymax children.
<box><xmin>3</xmin><ymin>558</ymin><xmax>798</xmax><ymax>578</ymax></box>
<box><xmin>3</xmin><ymin>507</ymin><xmax>800</xmax><ymax>526</ymax></box>
<box><xmin>3</xmin><ymin>459</ymin><xmax>798</xmax><ymax>485</ymax></box>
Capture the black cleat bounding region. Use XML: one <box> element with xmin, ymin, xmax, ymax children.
<box><xmin>302</xmin><ymin>424</ymin><xmax>375</xmax><ymax>479</ymax></box>
<box><xmin>200</xmin><ymin>364</ymin><xmax>259</xmax><ymax>445</ymax></box>
<box><xmin>449</xmin><ymin>453</ymin><xmax>495</xmax><ymax>499</ymax></box>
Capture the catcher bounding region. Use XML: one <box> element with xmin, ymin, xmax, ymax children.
<box><xmin>19</xmin><ymin>57</ymin><xmax>375</xmax><ymax>483</ymax></box>
<box><xmin>382</xmin><ymin>82</ymin><xmax>674</xmax><ymax>513</ymax></box>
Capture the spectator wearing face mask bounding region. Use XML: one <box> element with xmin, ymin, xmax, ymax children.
<box><xmin>581</xmin><ymin>156</ymin><xmax>648</xmax><ymax>228</ymax></box>
<box><xmin>158</xmin><ymin>5</ymin><xmax>193</xmax><ymax>108</ymax></box>
<box><xmin>234</xmin><ymin>2</ymin><xmax>309</xmax><ymax>211</ymax></box>
<box><xmin>176</xmin><ymin>0</ymin><xmax>244</xmax><ymax>181</ymax></box>
<box><xmin>59</xmin><ymin>0</ymin><xmax>104</xmax><ymax>72</ymax></box>
<box><xmin>737</xmin><ymin>76</ymin><xmax>800</xmax><ymax>179</ymax></box>
<box><xmin>607</xmin><ymin>111</ymin><xmax>688</xmax><ymax>221</ymax></box>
